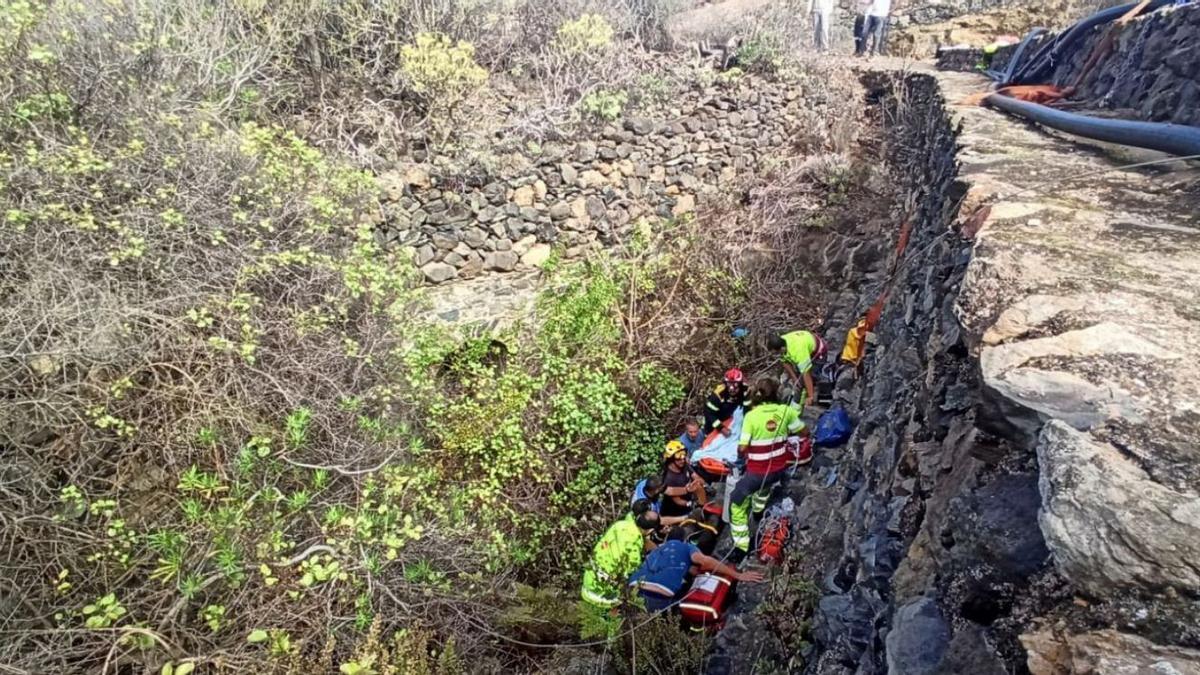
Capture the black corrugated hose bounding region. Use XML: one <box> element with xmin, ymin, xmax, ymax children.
<box><xmin>983</xmin><ymin>93</ymin><xmax>1200</xmax><ymax>157</ymax></box>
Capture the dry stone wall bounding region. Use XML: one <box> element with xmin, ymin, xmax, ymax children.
<box><xmin>373</xmin><ymin>77</ymin><xmax>815</xmax><ymax>284</ymax></box>
<box><xmin>935</xmin><ymin>3</ymin><xmax>1199</xmax><ymax>127</ymax></box>
<box><xmin>1051</xmin><ymin>2</ymin><xmax>1200</xmax><ymax>127</ymax></box>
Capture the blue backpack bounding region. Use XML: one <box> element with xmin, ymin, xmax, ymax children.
<box><xmin>814</xmin><ymin>406</ymin><xmax>853</xmax><ymax>447</ymax></box>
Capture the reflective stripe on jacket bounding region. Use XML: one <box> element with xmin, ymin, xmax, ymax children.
<box><xmin>739</xmin><ymin>402</ymin><xmax>804</xmax><ymax>474</ymax></box>
<box><xmin>580</xmin><ymin>514</ymin><xmax>644</xmax><ymax>606</ymax></box>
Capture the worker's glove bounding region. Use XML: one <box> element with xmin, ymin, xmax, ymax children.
<box><xmin>733</xmin><ymin>458</ymin><xmax>746</xmax><ymax>472</ymax></box>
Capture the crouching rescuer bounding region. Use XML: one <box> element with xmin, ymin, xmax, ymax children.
<box><xmin>628</xmin><ymin>527</ymin><xmax>764</xmax><ymax>613</ymax></box>
<box><xmin>729</xmin><ymin>378</ymin><xmax>810</xmax><ymax>561</ymax></box>
<box><xmin>580</xmin><ymin>499</ymin><xmax>661</xmax><ymax>638</ymax></box>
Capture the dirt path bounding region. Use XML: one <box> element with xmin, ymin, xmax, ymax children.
<box><xmin>665</xmin><ymin>0</ymin><xmax>776</xmax><ymax>43</ymax></box>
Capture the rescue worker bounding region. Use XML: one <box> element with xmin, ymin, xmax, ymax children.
<box><xmin>728</xmin><ymin>379</ymin><xmax>810</xmax><ymax>563</ymax></box>
<box><xmin>661</xmin><ymin>441</ymin><xmax>707</xmax><ymax>518</ymax></box>
<box><xmin>677</xmin><ymin>419</ymin><xmax>705</xmax><ymax>459</ymax></box>
<box><xmin>704</xmin><ymin>368</ymin><xmax>747</xmax><ymax>436</ymax></box>
<box><xmin>630</xmin><ymin>475</ymin><xmax>664</xmax><ymax>513</ymax></box>
<box><xmin>628</xmin><ymin>527</ymin><xmax>765</xmax><ymax>613</ymax></box>
<box><xmin>768</xmin><ymin>330</ymin><xmax>828</xmax><ymax>413</ymax></box>
<box><xmin>580</xmin><ymin>499</ymin><xmax>661</xmax><ymax>638</ymax></box>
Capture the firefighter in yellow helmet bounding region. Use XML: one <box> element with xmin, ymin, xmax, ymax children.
<box><xmin>661</xmin><ymin>440</ymin><xmax>707</xmax><ymax>519</ymax></box>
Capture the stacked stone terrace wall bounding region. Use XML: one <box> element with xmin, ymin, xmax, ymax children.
<box><xmin>373</xmin><ymin>77</ymin><xmax>818</xmax><ymax>284</ymax></box>
<box><xmin>1052</xmin><ymin>2</ymin><xmax>1200</xmax><ymax>126</ymax></box>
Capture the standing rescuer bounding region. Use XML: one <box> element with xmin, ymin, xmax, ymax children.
<box><xmin>729</xmin><ymin>379</ymin><xmax>809</xmax><ymax>561</ymax></box>
<box><xmin>580</xmin><ymin>499</ymin><xmax>662</xmax><ymax>638</ymax></box>
<box><xmin>768</xmin><ymin>331</ymin><xmax>828</xmax><ymax>413</ymax></box>
<box><xmin>704</xmin><ymin>368</ymin><xmax>747</xmax><ymax>436</ymax></box>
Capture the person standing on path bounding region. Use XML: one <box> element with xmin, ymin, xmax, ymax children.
<box><xmin>807</xmin><ymin>0</ymin><xmax>835</xmax><ymax>51</ymax></box>
<box><xmin>853</xmin><ymin>0</ymin><xmax>870</xmax><ymax>55</ymax></box>
<box><xmin>862</xmin><ymin>0</ymin><xmax>892</xmax><ymax>56</ymax></box>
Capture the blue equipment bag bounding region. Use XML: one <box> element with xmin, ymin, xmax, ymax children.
<box><xmin>813</xmin><ymin>406</ymin><xmax>853</xmax><ymax>447</ymax></box>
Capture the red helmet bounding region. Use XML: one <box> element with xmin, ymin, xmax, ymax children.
<box><xmin>814</xmin><ymin>335</ymin><xmax>828</xmax><ymax>360</ymax></box>
<box><xmin>724</xmin><ymin>368</ymin><xmax>744</xmax><ymax>384</ymax></box>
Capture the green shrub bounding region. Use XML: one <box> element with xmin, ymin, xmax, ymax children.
<box><xmin>400</xmin><ymin>32</ymin><xmax>488</xmax><ymax>116</ymax></box>
<box><xmin>554</xmin><ymin>13</ymin><xmax>615</xmax><ymax>54</ymax></box>
<box><xmin>736</xmin><ymin>35</ymin><xmax>784</xmax><ymax>74</ymax></box>
<box><xmin>580</xmin><ymin>89</ymin><xmax>628</xmax><ymax>122</ymax></box>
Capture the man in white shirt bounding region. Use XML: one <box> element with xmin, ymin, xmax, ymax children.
<box><xmin>806</xmin><ymin>0</ymin><xmax>835</xmax><ymax>51</ymax></box>
<box><xmin>862</xmin><ymin>0</ymin><xmax>892</xmax><ymax>56</ymax></box>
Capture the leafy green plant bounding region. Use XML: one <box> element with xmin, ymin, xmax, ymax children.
<box><xmin>177</xmin><ymin>466</ymin><xmax>224</xmax><ymax>498</ymax></box>
<box><xmin>81</xmin><ymin>593</ymin><xmax>126</xmax><ymax>628</ymax></box>
<box><xmin>285</xmin><ymin>407</ymin><xmax>312</xmax><ymax>448</ymax></box>
<box><xmin>247</xmin><ymin>628</ymin><xmax>293</xmax><ymax>656</ymax></box>
<box><xmin>147</xmin><ymin>529</ymin><xmax>187</xmax><ymax>584</ymax></box>
<box><xmin>399</xmin><ymin>32</ymin><xmax>487</xmax><ymax>118</ymax></box>
<box><xmin>580</xmin><ymin>89</ymin><xmax>628</xmax><ymax>122</ymax></box>
<box><xmin>736</xmin><ymin>35</ymin><xmax>784</xmax><ymax>74</ymax></box>
<box><xmin>555</xmin><ymin>14</ymin><xmax>614</xmax><ymax>54</ymax></box>
<box><xmin>298</xmin><ymin>554</ymin><xmax>344</xmax><ymax>587</ymax></box>
<box><xmin>201</xmin><ymin>604</ymin><xmax>225</xmax><ymax>632</ymax></box>
<box><xmin>160</xmin><ymin>662</ymin><xmax>196</xmax><ymax>675</ymax></box>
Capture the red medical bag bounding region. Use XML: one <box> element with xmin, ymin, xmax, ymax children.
<box><xmin>679</xmin><ymin>573</ymin><xmax>734</xmax><ymax>630</ymax></box>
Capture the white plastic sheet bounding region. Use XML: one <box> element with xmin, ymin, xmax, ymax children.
<box><xmin>690</xmin><ymin>407</ymin><xmax>744</xmax><ymax>466</ymax></box>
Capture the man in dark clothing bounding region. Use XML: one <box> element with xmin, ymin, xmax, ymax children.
<box><xmin>661</xmin><ymin>441</ymin><xmax>706</xmax><ymax>518</ymax></box>
<box><xmin>704</xmin><ymin>368</ymin><xmax>747</xmax><ymax>436</ymax></box>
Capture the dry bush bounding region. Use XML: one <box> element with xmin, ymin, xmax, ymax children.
<box><xmin>0</xmin><ymin>2</ymin><xmax>879</xmax><ymax>672</ymax></box>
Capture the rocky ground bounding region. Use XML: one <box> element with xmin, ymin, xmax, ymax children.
<box><xmin>407</xmin><ymin>3</ymin><xmax>1200</xmax><ymax>671</ymax></box>
<box><xmin>673</xmin><ymin>47</ymin><xmax>1200</xmax><ymax>672</ymax></box>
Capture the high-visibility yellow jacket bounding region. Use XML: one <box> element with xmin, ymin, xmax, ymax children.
<box><xmin>581</xmin><ymin>514</ymin><xmax>645</xmax><ymax>607</ymax></box>
<box><xmin>739</xmin><ymin>402</ymin><xmax>804</xmax><ymax>475</ymax></box>
<box><xmin>781</xmin><ymin>331</ymin><xmax>818</xmax><ymax>374</ymax></box>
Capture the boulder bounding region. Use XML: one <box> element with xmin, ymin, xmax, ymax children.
<box><xmin>548</xmin><ymin>201</ymin><xmax>571</xmax><ymax>221</ymax></box>
<box><xmin>579</xmin><ymin>170</ymin><xmax>607</xmax><ymax>188</ymax></box>
<box><xmin>512</xmin><ymin>235</ymin><xmax>538</xmax><ymax>257</ymax></box>
<box><xmin>420</xmin><ymin>262</ymin><xmax>456</xmax><ymax>283</ymax></box>
<box><xmin>521</xmin><ymin>243</ymin><xmax>552</xmax><ymax>267</ymax></box>
<box><xmin>672</xmin><ymin>194</ymin><xmax>696</xmax><ymax>215</ymax></box>
<box><xmin>561</xmin><ymin>163</ymin><xmax>579</xmax><ymax>185</ymax></box>
<box><xmin>624</xmin><ymin>117</ymin><xmax>656</xmax><ymax>135</ymax></box>
<box><xmin>459</xmin><ymin>255</ymin><xmax>482</xmax><ymax>279</ymax></box>
<box><xmin>576</xmin><ymin>142</ymin><xmax>597</xmax><ymax>163</ymax></box>
<box><xmin>570</xmin><ymin>197</ymin><xmax>590</xmax><ymax>222</ymax></box>
<box><xmin>885</xmin><ymin>598</ymin><xmax>950</xmax><ymax>675</ymax></box>
<box><xmin>1037</xmin><ymin>420</ymin><xmax>1200</xmax><ymax>595</ymax></box>
<box><xmin>484</xmin><ymin>251</ymin><xmax>519</xmax><ymax>272</ymax></box>
<box><xmin>1022</xmin><ymin>629</ymin><xmax>1200</xmax><ymax>675</ymax></box>
<box><xmin>378</xmin><ymin>170</ymin><xmax>406</xmax><ymax>202</ymax></box>
<box><xmin>978</xmin><ymin>323</ymin><xmax>1169</xmax><ymax>446</ymax></box>
<box><xmin>585</xmin><ymin>196</ymin><xmax>606</xmax><ymax>221</ymax></box>
<box><xmin>461</xmin><ymin>227</ymin><xmax>487</xmax><ymax>248</ymax></box>
<box><xmin>513</xmin><ymin>185</ymin><xmax>536</xmax><ymax>207</ymax></box>
<box><xmin>413</xmin><ymin>244</ymin><xmax>436</xmax><ymax>267</ymax></box>
<box><xmin>403</xmin><ymin>164</ymin><xmax>432</xmax><ymax>189</ymax></box>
